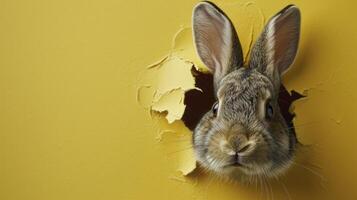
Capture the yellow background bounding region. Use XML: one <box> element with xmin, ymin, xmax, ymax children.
<box><xmin>1</xmin><ymin>0</ymin><xmax>357</xmax><ymax>199</ymax></box>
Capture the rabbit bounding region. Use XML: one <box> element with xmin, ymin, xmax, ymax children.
<box><xmin>192</xmin><ymin>1</ymin><xmax>301</xmax><ymax>181</ymax></box>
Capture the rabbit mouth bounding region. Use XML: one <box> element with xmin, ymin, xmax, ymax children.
<box><xmin>224</xmin><ymin>162</ymin><xmax>243</xmax><ymax>168</ymax></box>
<box><xmin>221</xmin><ymin>161</ymin><xmax>271</xmax><ymax>176</ymax></box>
<box><xmin>223</xmin><ymin>162</ymin><xmax>251</xmax><ymax>170</ymax></box>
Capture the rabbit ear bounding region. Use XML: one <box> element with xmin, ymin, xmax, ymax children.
<box><xmin>249</xmin><ymin>5</ymin><xmax>300</xmax><ymax>82</ymax></box>
<box><xmin>193</xmin><ymin>2</ymin><xmax>243</xmax><ymax>87</ymax></box>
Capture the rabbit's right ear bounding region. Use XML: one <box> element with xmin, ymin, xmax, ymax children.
<box><xmin>193</xmin><ymin>1</ymin><xmax>243</xmax><ymax>88</ymax></box>
<box><xmin>249</xmin><ymin>5</ymin><xmax>301</xmax><ymax>88</ymax></box>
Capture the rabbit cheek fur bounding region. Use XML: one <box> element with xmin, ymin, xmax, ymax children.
<box><xmin>193</xmin><ymin>69</ymin><xmax>296</xmax><ymax>179</ymax></box>
<box><xmin>192</xmin><ymin>2</ymin><xmax>300</xmax><ymax>180</ymax></box>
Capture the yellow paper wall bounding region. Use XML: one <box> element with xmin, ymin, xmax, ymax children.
<box><xmin>0</xmin><ymin>0</ymin><xmax>357</xmax><ymax>199</ymax></box>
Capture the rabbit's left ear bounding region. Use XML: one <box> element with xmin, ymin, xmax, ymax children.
<box><xmin>250</xmin><ymin>5</ymin><xmax>301</xmax><ymax>81</ymax></box>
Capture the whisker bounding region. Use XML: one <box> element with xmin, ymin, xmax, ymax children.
<box><xmin>262</xmin><ymin>168</ymin><xmax>273</xmax><ymax>200</ymax></box>
<box><xmin>259</xmin><ymin>176</ymin><xmax>264</xmax><ymax>200</ymax></box>
<box><xmin>291</xmin><ymin>162</ymin><xmax>327</xmax><ymax>184</ymax></box>
<box><xmin>204</xmin><ymin>173</ymin><xmax>215</xmax><ymax>200</ymax></box>
<box><xmin>278</xmin><ymin>177</ymin><xmax>292</xmax><ymax>200</ymax></box>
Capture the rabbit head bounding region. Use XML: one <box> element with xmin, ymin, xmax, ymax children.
<box><xmin>192</xmin><ymin>1</ymin><xmax>301</xmax><ymax>179</ymax></box>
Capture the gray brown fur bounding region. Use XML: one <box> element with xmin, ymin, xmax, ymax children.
<box><xmin>192</xmin><ymin>1</ymin><xmax>301</xmax><ymax>181</ymax></box>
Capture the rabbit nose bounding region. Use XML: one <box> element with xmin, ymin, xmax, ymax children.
<box><xmin>220</xmin><ymin>135</ymin><xmax>254</xmax><ymax>155</ymax></box>
<box><xmin>228</xmin><ymin>134</ymin><xmax>247</xmax><ymax>149</ymax></box>
<box><xmin>220</xmin><ymin>140</ymin><xmax>251</xmax><ymax>155</ymax></box>
<box><xmin>232</xmin><ymin>153</ymin><xmax>242</xmax><ymax>166</ymax></box>
<box><xmin>220</xmin><ymin>140</ymin><xmax>236</xmax><ymax>155</ymax></box>
<box><xmin>237</xmin><ymin>143</ymin><xmax>252</xmax><ymax>154</ymax></box>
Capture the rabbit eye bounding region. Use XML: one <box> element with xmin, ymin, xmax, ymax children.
<box><xmin>212</xmin><ymin>102</ymin><xmax>219</xmax><ymax>116</ymax></box>
<box><xmin>265</xmin><ymin>101</ymin><xmax>274</xmax><ymax>120</ymax></box>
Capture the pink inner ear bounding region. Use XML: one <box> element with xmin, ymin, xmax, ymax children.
<box><xmin>271</xmin><ymin>7</ymin><xmax>300</xmax><ymax>75</ymax></box>
<box><xmin>200</xmin><ymin>11</ymin><xmax>225</xmax><ymax>72</ymax></box>
<box><xmin>193</xmin><ymin>3</ymin><xmax>233</xmax><ymax>75</ymax></box>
